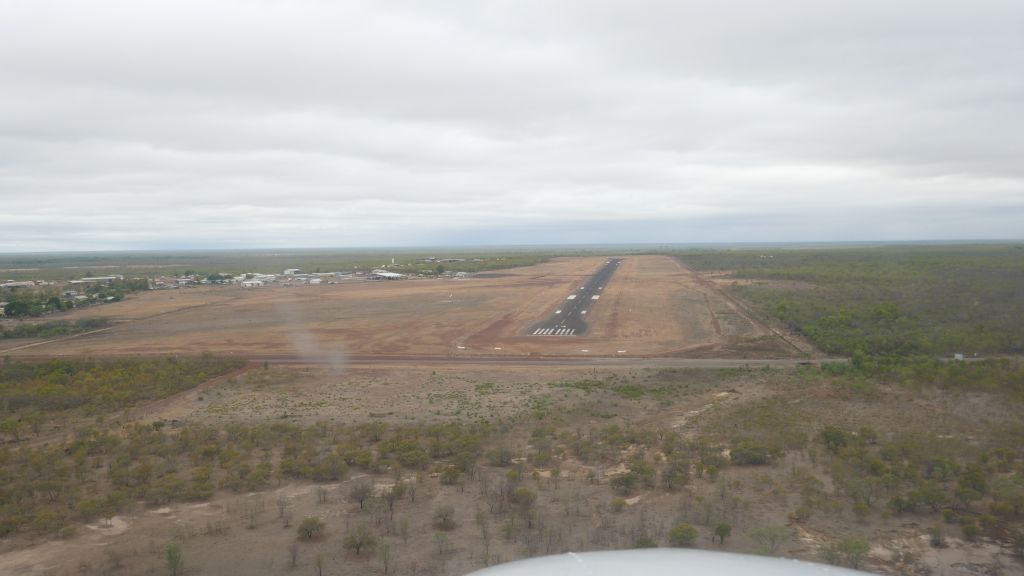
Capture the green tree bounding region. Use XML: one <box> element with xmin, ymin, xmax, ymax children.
<box><xmin>714</xmin><ymin>523</ymin><xmax>732</xmax><ymax>544</ymax></box>
<box><xmin>350</xmin><ymin>482</ymin><xmax>372</xmax><ymax>511</ymax></box>
<box><xmin>750</xmin><ymin>525</ymin><xmax>789</xmax><ymax>555</ymax></box>
<box><xmin>166</xmin><ymin>542</ymin><xmax>183</xmax><ymax>576</ymax></box>
<box><xmin>838</xmin><ymin>537</ymin><xmax>870</xmax><ymax>569</ymax></box>
<box><xmin>297</xmin><ymin>516</ymin><xmax>325</xmax><ymax>540</ymax></box>
<box><xmin>820</xmin><ymin>426</ymin><xmax>849</xmax><ymax>453</ymax></box>
<box><xmin>668</xmin><ymin>523</ymin><xmax>699</xmax><ymax>547</ymax></box>
<box><xmin>434</xmin><ymin>504</ymin><xmax>457</xmax><ymax>531</ymax></box>
<box><xmin>343</xmin><ymin>525</ymin><xmax>378</xmax><ymax>556</ymax></box>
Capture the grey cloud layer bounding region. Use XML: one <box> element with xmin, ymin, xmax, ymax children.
<box><xmin>1</xmin><ymin>0</ymin><xmax>1022</xmax><ymax>250</ymax></box>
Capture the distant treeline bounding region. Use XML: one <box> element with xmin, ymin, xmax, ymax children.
<box><xmin>0</xmin><ymin>250</ymin><xmax>566</xmax><ymax>282</ymax></box>
<box><xmin>0</xmin><ymin>318</ymin><xmax>109</xmax><ymax>340</ymax></box>
<box><xmin>677</xmin><ymin>245</ymin><xmax>1024</xmax><ymax>359</ymax></box>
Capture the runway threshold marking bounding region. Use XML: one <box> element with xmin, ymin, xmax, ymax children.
<box><xmin>531</xmin><ymin>327</ymin><xmax>577</xmax><ymax>336</ymax></box>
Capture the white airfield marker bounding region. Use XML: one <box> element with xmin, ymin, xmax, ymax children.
<box><xmin>567</xmin><ymin>294</ymin><xmax>576</xmax><ymax>300</ymax></box>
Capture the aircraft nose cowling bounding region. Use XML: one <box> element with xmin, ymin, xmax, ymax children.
<box><xmin>466</xmin><ymin>549</ymin><xmax>877</xmax><ymax>576</ymax></box>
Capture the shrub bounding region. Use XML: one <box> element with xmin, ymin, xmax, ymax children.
<box><xmin>730</xmin><ymin>443</ymin><xmax>771</xmax><ymax>466</ymax></box>
<box><xmin>297</xmin><ymin>517</ymin><xmax>325</xmax><ymax>540</ymax></box>
<box><xmin>433</xmin><ymin>505</ymin><xmax>457</xmax><ymax>531</ymax></box>
<box><xmin>439</xmin><ymin>466</ymin><xmax>461</xmax><ymax>485</ymax></box>
<box><xmin>342</xmin><ymin>525</ymin><xmax>377</xmax><ymax>556</ymax></box>
<box><xmin>962</xmin><ymin>522</ymin><xmax>982</xmax><ymax>542</ymax></box>
<box><xmin>714</xmin><ymin>523</ymin><xmax>732</xmax><ymax>544</ymax></box>
<box><xmin>820</xmin><ymin>427</ymin><xmax>849</xmax><ymax>454</ymax></box>
<box><xmin>838</xmin><ymin>538</ymin><xmax>870</xmax><ymax>569</ymax></box>
<box><xmin>166</xmin><ymin>542</ymin><xmax>184</xmax><ymax>576</ymax></box>
<box><xmin>750</xmin><ymin>525</ymin><xmax>789</xmax><ymax>555</ymax></box>
<box><xmin>634</xmin><ymin>536</ymin><xmax>658</xmax><ymax>548</ymax></box>
<box><xmin>668</xmin><ymin>523</ymin><xmax>699</xmax><ymax>547</ymax></box>
<box><xmin>610</xmin><ymin>472</ymin><xmax>638</xmax><ymax>495</ymax></box>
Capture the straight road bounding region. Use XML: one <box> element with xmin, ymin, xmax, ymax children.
<box><xmin>3</xmin><ymin>352</ymin><xmax>847</xmax><ymax>369</ymax></box>
<box><xmin>528</xmin><ymin>258</ymin><xmax>622</xmax><ymax>337</ymax></box>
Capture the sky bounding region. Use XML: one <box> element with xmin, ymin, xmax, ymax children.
<box><xmin>2</xmin><ymin>0</ymin><xmax>1023</xmax><ymax>251</ymax></box>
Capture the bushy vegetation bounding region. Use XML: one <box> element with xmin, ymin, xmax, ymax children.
<box><xmin>677</xmin><ymin>245</ymin><xmax>1024</xmax><ymax>357</ymax></box>
<box><xmin>824</xmin><ymin>356</ymin><xmax>1024</xmax><ymax>400</ymax></box>
<box><xmin>2</xmin><ymin>288</ymin><xmax>76</xmax><ymax>318</ymax></box>
<box><xmin>0</xmin><ymin>417</ymin><xmax>490</xmax><ymax>538</ymax></box>
<box><xmin>0</xmin><ymin>356</ymin><xmax>245</xmax><ymax>436</ymax></box>
<box><xmin>816</xmin><ymin>422</ymin><xmax>1024</xmax><ymax>542</ymax></box>
<box><xmin>1</xmin><ymin>318</ymin><xmax>109</xmax><ymax>340</ymax></box>
<box><xmin>2</xmin><ymin>278</ymin><xmax>148</xmax><ymax>318</ymax></box>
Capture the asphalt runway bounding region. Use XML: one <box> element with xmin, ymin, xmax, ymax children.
<box><xmin>528</xmin><ymin>258</ymin><xmax>621</xmax><ymax>337</ymax></box>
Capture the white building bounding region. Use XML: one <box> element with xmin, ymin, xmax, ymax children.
<box><xmin>370</xmin><ymin>269</ymin><xmax>405</xmax><ymax>280</ymax></box>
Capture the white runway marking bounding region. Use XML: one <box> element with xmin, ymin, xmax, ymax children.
<box><xmin>530</xmin><ymin>326</ymin><xmax>578</xmax><ymax>337</ymax></box>
<box><xmin>617</xmin><ymin>350</ymin><xmax>627</xmax><ymax>353</ymax></box>
<box><xmin>567</xmin><ymin>295</ymin><xmax>576</xmax><ymax>300</ymax></box>
<box><xmin>591</xmin><ymin>295</ymin><xmax>600</xmax><ymax>300</ymax></box>
<box><xmin>581</xmin><ymin>310</ymin><xmax>587</xmax><ymax>315</ymax></box>
<box><xmin>555</xmin><ymin>309</ymin><xmax>562</xmax><ymax>314</ymax></box>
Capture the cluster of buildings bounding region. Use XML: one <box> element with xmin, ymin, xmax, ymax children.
<box><xmin>148</xmin><ymin>268</ymin><xmax>410</xmax><ymax>290</ymax></box>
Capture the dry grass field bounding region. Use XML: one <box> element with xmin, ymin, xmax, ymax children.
<box><xmin>3</xmin><ymin>256</ymin><xmax>801</xmax><ymax>360</ymax></box>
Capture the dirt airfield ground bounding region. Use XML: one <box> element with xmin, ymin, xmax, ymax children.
<box><xmin>2</xmin><ymin>256</ymin><xmax>805</xmax><ymax>361</ymax></box>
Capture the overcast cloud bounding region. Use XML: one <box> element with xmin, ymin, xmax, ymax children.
<box><xmin>2</xmin><ymin>0</ymin><xmax>1022</xmax><ymax>251</ymax></box>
